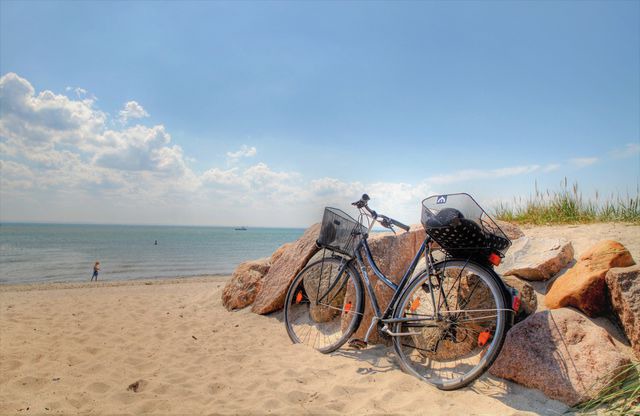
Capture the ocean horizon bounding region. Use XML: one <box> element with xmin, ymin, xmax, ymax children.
<box><xmin>0</xmin><ymin>223</ymin><xmax>306</xmax><ymax>285</ymax></box>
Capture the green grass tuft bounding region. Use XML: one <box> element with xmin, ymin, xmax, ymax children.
<box><xmin>574</xmin><ymin>361</ymin><xmax>640</xmax><ymax>415</ymax></box>
<box><xmin>494</xmin><ymin>178</ymin><xmax>640</xmax><ymax>225</ymax></box>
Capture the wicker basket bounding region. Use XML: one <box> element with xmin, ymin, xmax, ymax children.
<box><xmin>317</xmin><ymin>207</ymin><xmax>367</xmax><ymax>257</ymax></box>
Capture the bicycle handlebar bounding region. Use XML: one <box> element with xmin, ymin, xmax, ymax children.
<box><xmin>351</xmin><ymin>193</ymin><xmax>410</xmax><ymax>233</ymax></box>
<box><xmin>388</xmin><ymin>217</ymin><xmax>411</xmax><ymax>232</ymax></box>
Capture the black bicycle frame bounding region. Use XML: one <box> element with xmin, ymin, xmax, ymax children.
<box><xmin>352</xmin><ymin>235</ymin><xmax>432</xmax><ymax>322</ymax></box>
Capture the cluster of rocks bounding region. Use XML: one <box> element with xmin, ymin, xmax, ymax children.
<box><xmin>222</xmin><ymin>221</ymin><xmax>639</xmax><ymax>407</ymax></box>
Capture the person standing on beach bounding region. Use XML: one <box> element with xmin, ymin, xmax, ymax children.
<box><xmin>90</xmin><ymin>261</ymin><xmax>100</xmax><ymax>281</ymax></box>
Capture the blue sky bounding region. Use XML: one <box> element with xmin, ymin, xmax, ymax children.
<box><xmin>1</xmin><ymin>0</ymin><xmax>638</xmax><ymax>226</ymax></box>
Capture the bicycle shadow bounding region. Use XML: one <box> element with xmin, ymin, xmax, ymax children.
<box><xmin>337</xmin><ymin>342</ymin><xmax>571</xmax><ymax>415</ymax></box>
<box><xmin>268</xmin><ymin>306</ymin><xmax>573</xmax><ymax>415</ymax></box>
<box><xmin>332</xmin><ymin>344</ymin><xmax>397</xmax><ymax>376</ymax></box>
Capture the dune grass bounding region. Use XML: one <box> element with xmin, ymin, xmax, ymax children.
<box><xmin>494</xmin><ymin>179</ymin><xmax>640</xmax><ymax>225</ymax></box>
<box><xmin>574</xmin><ymin>361</ymin><xmax>640</xmax><ymax>415</ymax></box>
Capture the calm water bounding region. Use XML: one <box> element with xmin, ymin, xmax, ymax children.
<box><xmin>0</xmin><ymin>223</ymin><xmax>305</xmax><ymax>284</ymax></box>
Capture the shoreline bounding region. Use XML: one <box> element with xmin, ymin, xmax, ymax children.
<box><xmin>0</xmin><ymin>274</ymin><xmax>231</xmax><ymax>293</ymax></box>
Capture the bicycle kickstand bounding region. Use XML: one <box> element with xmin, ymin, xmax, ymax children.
<box><xmin>348</xmin><ymin>316</ymin><xmax>380</xmax><ymax>350</ymax></box>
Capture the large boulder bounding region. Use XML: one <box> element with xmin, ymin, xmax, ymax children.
<box><xmin>606</xmin><ymin>265</ymin><xmax>640</xmax><ymax>359</ymax></box>
<box><xmin>497</xmin><ymin>237</ymin><xmax>574</xmax><ymax>281</ymax></box>
<box><xmin>348</xmin><ymin>224</ymin><xmax>425</xmax><ymax>344</ymax></box>
<box><xmin>270</xmin><ymin>242</ymin><xmax>293</xmax><ymax>265</ymax></box>
<box><xmin>221</xmin><ymin>258</ymin><xmax>271</xmax><ymax>310</ymax></box>
<box><xmin>545</xmin><ymin>240</ymin><xmax>635</xmax><ymax>317</ymax></box>
<box><xmin>494</xmin><ymin>220</ymin><xmax>525</xmax><ymax>241</ymax></box>
<box><xmin>490</xmin><ymin>308</ymin><xmax>631</xmax><ymax>406</ymax></box>
<box><xmin>251</xmin><ymin>224</ymin><xmax>321</xmax><ymax>314</ymax></box>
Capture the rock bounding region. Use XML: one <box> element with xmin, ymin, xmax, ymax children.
<box><xmin>545</xmin><ymin>240</ymin><xmax>635</xmax><ymax>317</ymax></box>
<box><xmin>221</xmin><ymin>258</ymin><xmax>271</xmax><ymax>310</ymax></box>
<box><xmin>348</xmin><ymin>224</ymin><xmax>425</xmax><ymax>344</ymax></box>
<box><xmin>251</xmin><ymin>224</ymin><xmax>321</xmax><ymax>314</ymax></box>
<box><xmin>502</xmin><ymin>275</ymin><xmax>537</xmax><ymax>319</ymax></box>
<box><xmin>270</xmin><ymin>242</ymin><xmax>292</xmax><ymax>264</ymax></box>
<box><xmin>490</xmin><ymin>308</ymin><xmax>631</xmax><ymax>406</ymax></box>
<box><xmin>606</xmin><ymin>265</ymin><xmax>640</xmax><ymax>359</ymax></box>
<box><xmin>497</xmin><ymin>237</ymin><xmax>574</xmax><ymax>281</ymax></box>
<box><xmin>494</xmin><ymin>220</ymin><xmax>525</xmax><ymax>241</ymax></box>
<box><xmin>127</xmin><ymin>379</ymin><xmax>147</xmax><ymax>393</ymax></box>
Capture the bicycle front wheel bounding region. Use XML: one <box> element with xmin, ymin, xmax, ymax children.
<box><xmin>392</xmin><ymin>259</ymin><xmax>508</xmax><ymax>390</ymax></box>
<box><xmin>284</xmin><ymin>256</ymin><xmax>364</xmax><ymax>353</ymax></box>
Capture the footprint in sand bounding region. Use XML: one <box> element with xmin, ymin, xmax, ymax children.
<box><xmin>206</xmin><ymin>382</ymin><xmax>228</xmax><ymax>395</ymax></box>
<box><xmin>84</xmin><ymin>346</ymin><xmax>101</xmax><ymax>355</ymax></box>
<box><xmin>263</xmin><ymin>398</ymin><xmax>282</xmax><ymax>410</ymax></box>
<box><xmin>1</xmin><ymin>359</ymin><xmax>22</xmax><ymax>371</ymax></box>
<box><xmin>14</xmin><ymin>376</ymin><xmax>47</xmax><ymax>391</ymax></box>
<box><xmin>86</xmin><ymin>381</ymin><xmax>111</xmax><ymax>394</ymax></box>
<box><xmin>152</xmin><ymin>383</ymin><xmax>171</xmax><ymax>395</ymax></box>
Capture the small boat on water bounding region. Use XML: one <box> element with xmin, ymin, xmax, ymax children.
<box><xmin>234</xmin><ymin>226</ymin><xmax>248</xmax><ymax>231</ymax></box>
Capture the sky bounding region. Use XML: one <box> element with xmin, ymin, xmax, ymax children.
<box><xmin>1</xmin><ymin>0</ymin><xmax>639</xmax><ymax>227</ymax></box>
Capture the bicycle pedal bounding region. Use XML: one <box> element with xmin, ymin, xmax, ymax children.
<box><xmin>348</xmin><ymin>339</ymin><xmax>368</xmax><ymax>350</ymax></box>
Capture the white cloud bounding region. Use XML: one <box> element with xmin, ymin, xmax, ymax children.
<box><xmin>93</xmin><ymin>125</ymin><xmax>181</xmax><ymax>172</ymax></box>
<box><xmin>542</xmin><ymin>164</ymin><xmax>561</xmax><ymax>173</ymax></box>
<box><xmin>426</xmin><ymin>164</ymin><xmax>541</xmax><ymax>185</ymax></box>
<box><xmin>0</xmin><ymin>72</ymin><xmax>196</xmax><ymax>200</ymax></box>
<box><xmin>201</xmin><ymin>167</ymin><xmax>242</xmax><ymax>186</ymax></box>
<box><xmin>118</xmin><ymin>101</ymin><xmax>149</xmax><ymax>124</ymax></box>
<box><xmin>202</xmin><ymin>162</ymin><xmax>299</xmax><ymax>198</ymax></box>
<box><xmin>569</xmin><ymin>157</ymin><xmax>598</xmax><ymax>168</ymax></box>
<box><xmin>0</xmin><ymin>73</ymin><xmax>106</xmax><ymax>148</ymax></box>
<box><xmin>609</xmin><ymin>143</ymin><xmax>640</xmax><ymax>159</ymax></box>
<box><xmin>226</xmin><ymin>144</ymin><xmax>257</xmax><ymax>161</ymax></box>
<box><xmin>0</xmin><ymin>160</ymin><xmax>32</xmax><ymax>177</ymax></box>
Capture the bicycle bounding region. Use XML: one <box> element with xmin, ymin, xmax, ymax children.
<box><xmin>284</xmin><ymin>193</ymin><xmax>520</xmax><ymax>390</ymax></box>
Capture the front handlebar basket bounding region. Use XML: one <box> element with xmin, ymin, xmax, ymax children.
<box><xmin>421</xmin><ymin>193</ymin><xmax>511</xmax><ymax>258</ymax></box>
<box><xmin>317</xmin><ymin>207</ymin><xmax>367</xmax><ymax>257</ymax></box>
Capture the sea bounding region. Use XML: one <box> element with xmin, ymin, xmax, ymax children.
<box><xmin>0</xmin><ymin>223</ymin><xmax>305</xmax><ymax>285</ymax></box>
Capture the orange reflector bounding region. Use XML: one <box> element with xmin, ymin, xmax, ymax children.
<box><xmin>410</xmin><ymin>297</ymin><xmax>421</xmax><ymax>312</ymax></box>
<box><xmin>478</xmin><ymin>330</ymin><xmax>491</xmax><ymax>347</ymax></box>
<box><xmin>295</xmin><ymin>291</ymin><xmax>303</xmax><ymax>304</ymax></box>
<box><xmin>344</xmin><ymin>301</ymin><xmax>352</xmax><ymax>314</ymax></box>
<box><xmin>512</xmin><ymin>295</ymin><xmax>521</xmax><ymax>313</ymax></box>
<box><xmin>488</xmin><ymin>252</ymin><xmax>501</xmax><ymax>266</ymax></box>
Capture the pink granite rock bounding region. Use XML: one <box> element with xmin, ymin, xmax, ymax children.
<box><xmin>497</xmin><ymin>237</ymin><xmax>574</xmax><ymax>281</ymax></box>
<box><xmin>221</xmin><ymin>258</ymin><xmax>271</xmax><ymax>310</ymax></box>
<box><xmin>490</xmin><ymin>308</ymin><xmax>631</xmax><ymax>406</ymax></box>
<box><xmin>251</xmin><ymin>224</ymin><xmax>321</xmax><ymax>314</ymax></box>
<box><xmin>606</xmin><ymin>265</ymin><xmax>640</xmax><ymax>359</ymax></box>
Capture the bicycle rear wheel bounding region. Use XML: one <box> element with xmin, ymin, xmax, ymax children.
<box><xmin>284</xmin><ymin>256</ymin><xmax>364</xmax><ymax>353</ymax></box>
<box><xmin>392</xmin><ymin>259</ymin><xmax>508</xmax><ymax>390</ymax></box>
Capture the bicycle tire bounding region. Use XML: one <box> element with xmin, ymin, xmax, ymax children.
<box><xmin>284</xmin><ymin>256</ymin><xmax>364</xmax><ymax>353</ymax></box>
<box><xmin>392</xmin><ymin>259</ymin><xmax>508</xmax><ymax>390</ymax></box>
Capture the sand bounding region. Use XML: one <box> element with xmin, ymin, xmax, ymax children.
<box><xmin>1</xmin><ymin>223</ymin><xmax>638</xmax><ymax>415</ymax></box>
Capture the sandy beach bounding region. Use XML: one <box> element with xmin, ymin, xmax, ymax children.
<box><xmin>1</xmin><ymin>223</ymin><xmax>638</xmax><ymax>415</ymax></box>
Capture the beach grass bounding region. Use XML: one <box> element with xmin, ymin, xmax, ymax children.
<box><xmin>494</xmin><ymin>179</ymin><xmax>640</xmax><ymax>225</ymax></box>
<box><xmin>574</xmin><ymin>361</ymin><xmax>640</xmax><ymax>415</ymax></box>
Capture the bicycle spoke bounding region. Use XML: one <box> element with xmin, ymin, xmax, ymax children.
<box><xmin>284</xmin><ymin>257</ymin><xmax>363</xmax><ymax>353</ymax></box>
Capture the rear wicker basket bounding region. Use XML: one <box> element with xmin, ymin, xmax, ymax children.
<box><xmin>421</xmin><ymin>193</ymin><xmax>511</xmax><ymax>258</ymax></box>
<box><xmin>317</xmin><ymin>207</ymin><xmax>367</xmax><ymax>257</ymax></box>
